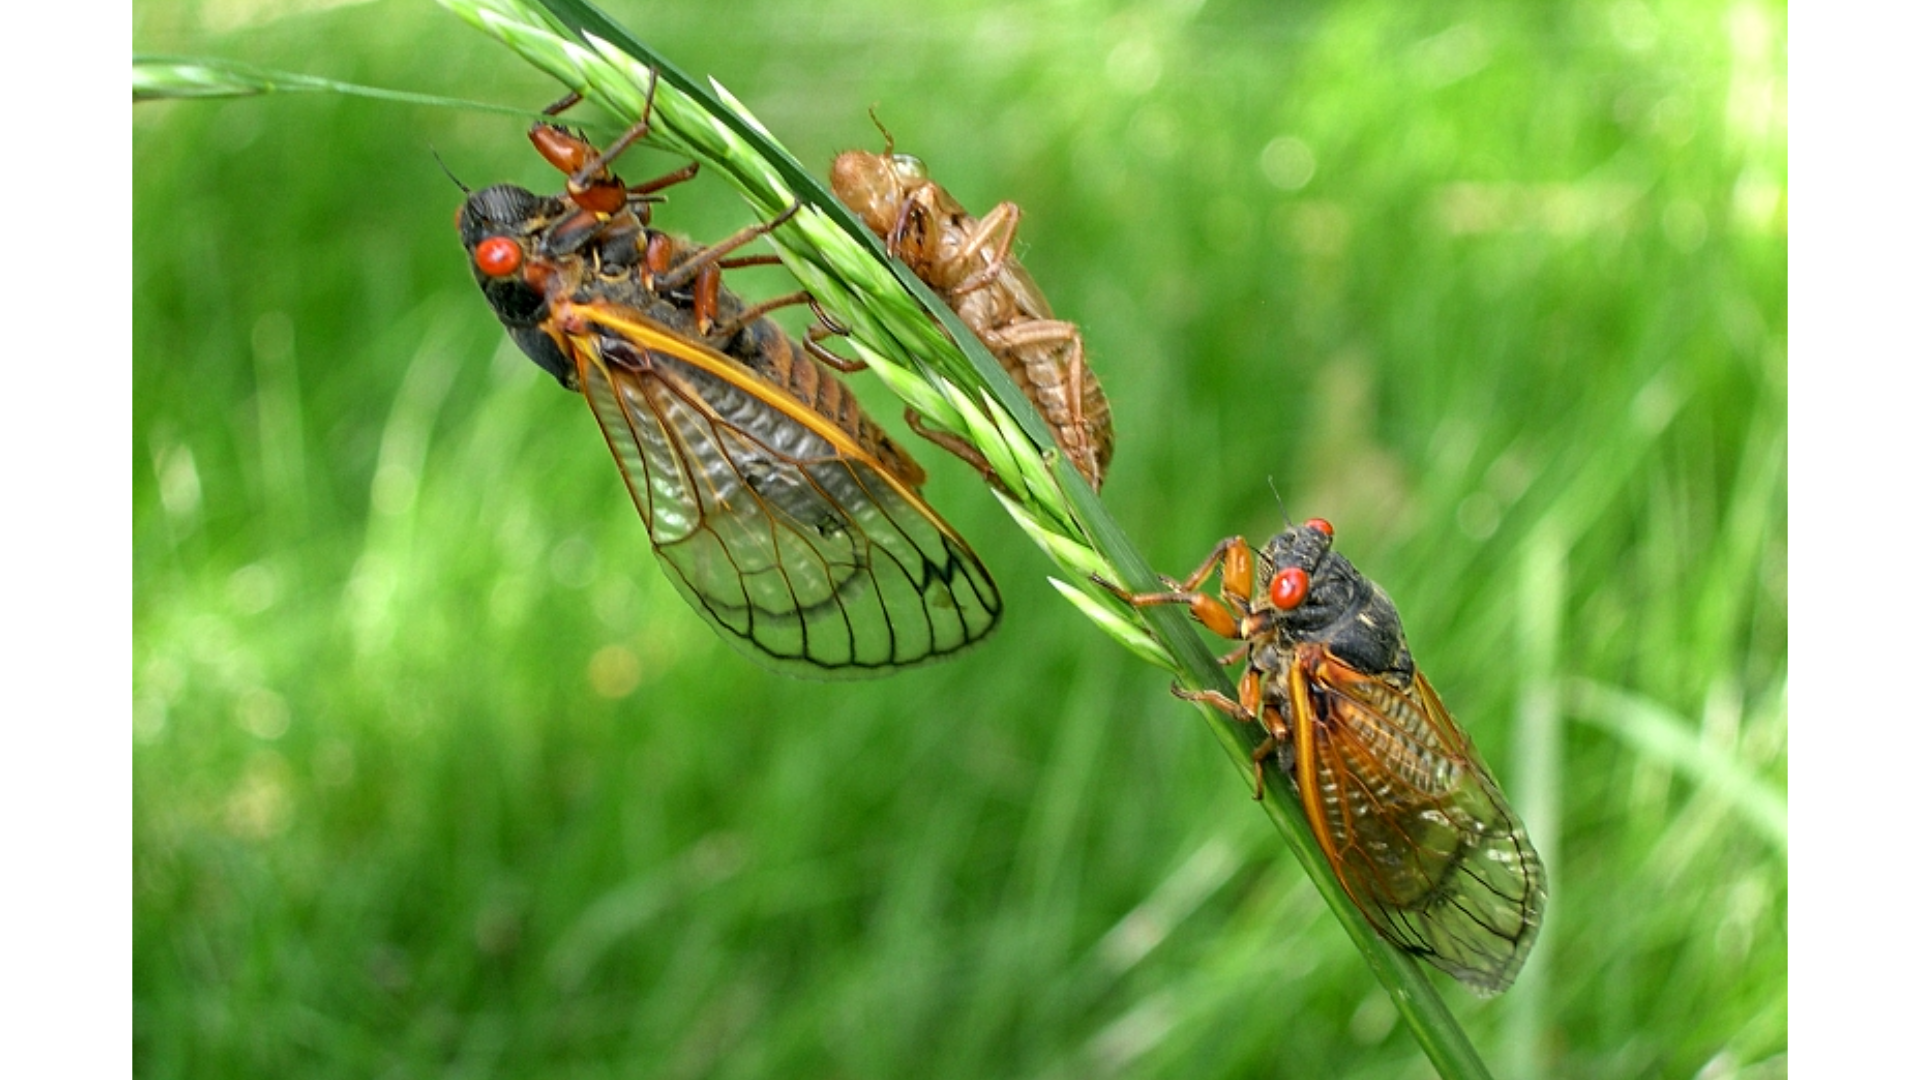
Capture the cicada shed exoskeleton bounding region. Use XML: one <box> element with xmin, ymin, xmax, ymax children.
<box><xmin>456</xmin><ymin>100</ymin><xmax>1001</xmax><ymax>678</ymax></box>
<box><xmin>1113</xmin><ymin>519</ymin><xmax>1546</xmax><ymax>994</ymax></box>
<box><xmin>830</xmin><ymin>138</ymin><xmax>1115</xmax><ymax>492</ymax></box>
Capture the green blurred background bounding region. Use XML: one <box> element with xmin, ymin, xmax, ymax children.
<box><xmin>133</xmin><ymin>0</ymin><xmax>1786</xmax><ymax>1076</ymax></box>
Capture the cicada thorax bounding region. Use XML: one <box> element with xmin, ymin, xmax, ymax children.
<box><xmin>829</xmin><ymin>146</ymin><xmax>1115</xmax><ymax>492</ymax></box>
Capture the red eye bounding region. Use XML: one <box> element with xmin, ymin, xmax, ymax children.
<box><xmin>475</xmin><ymin>236</ymin><xmax>523</xmax><ymax>277</ymax></box>
<box><xmin>1304</xmin><ymin>518</ymin><xmax>1333</xmax><ymax>538</ymax></box>
<box><xmin>1271</xmin><ymin>566</ymin><xmax>1311</xmax><ymax>610</ymax></box>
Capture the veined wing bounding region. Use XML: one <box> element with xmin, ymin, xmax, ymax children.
<box><xmin>1286</xmin><ymin>654</ymin><xmax>1546</xmax><ymax>995</ymax></box>
<box><xmin>553</xmin><ymin>297</ymin><xmax>1002</xmax><ymax>678</ymax></box>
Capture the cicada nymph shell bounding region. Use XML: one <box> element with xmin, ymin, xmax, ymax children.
<box><xmin>831</xmin><ymin>141</ymin><xmax>1114</xmax><ymax>492</ymax></box>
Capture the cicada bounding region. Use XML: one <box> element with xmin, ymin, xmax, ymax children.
<box><xmin>455</xmin><ymin>112</ymin><xmax>1001</xmax><ymax>678</ymax></box>
<box><xmin>831</xmin><ymin>137</ymin><xmax>1114</xmax><ymax>492</ymax></box>
<box><xmin>1109</xmin><ymin>519</ymin><xmax>1545</xmax><ymax>994</ymax></box>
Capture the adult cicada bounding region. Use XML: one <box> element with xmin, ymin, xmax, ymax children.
<box><xmin>831</xmin><ymin>137</ymin><xmax>1114</xmax><ymax>492</ymax></box>
<box><xmin>1109</xmin><ymin>518</ymin><xmax>1545</xmax><ymax>994</ymax></box>
<box><xmin>456</xmin><ymin>108</ymin><xmax>1001</xmax><ymax>678</ymax></box>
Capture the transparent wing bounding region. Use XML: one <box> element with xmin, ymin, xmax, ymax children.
<box><xmin>565</xmin><ymin>301</ymin><xmax>1001</xmax><ymax>678</ymax></box>
<box><xmin>1286</xmin><ymin>652</ymin><xmax>1546</xmax><ymax>995</ymax></box>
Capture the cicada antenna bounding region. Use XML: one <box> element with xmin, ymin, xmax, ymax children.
<box><xmin>430</xmin><ymin>146</ymin><xmax>470</xmax><ymax>194</ymax></box>
<box><xmin>865</xmin><ymin>105</ymin><xmax>895</xmax><ymax>157</ymax></box>
<box><xmin>1267</xmin><ymin>477</ymin><xmax>1293</xmax><ymax>528</ymax></box>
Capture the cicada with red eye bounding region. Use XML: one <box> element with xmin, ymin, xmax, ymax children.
<box><xmin>455</xmin><ymin>103</ymin><xmax>1001</xmax><ymax>678</ymax></box>
<box><xmin>1108</xmin><ymin>519</ymin><xmax>1545</xmax><ymax>994</ymax></box>
<box><xmin>830</xmin><ymin>131</ymin><xmax>1114</xmax><ymax>492</ymax></box>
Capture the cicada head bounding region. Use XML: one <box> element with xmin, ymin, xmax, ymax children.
<box><xmin>458</xmin><ymin>183</ymin><xmax>561</xmax><ymax>322</ymax></box>
<box><xmin>458</xmin><ymin>184</ymin><xmax>562</xmax><ymax>263</ymax></box>
<box><xmin>1256</xmin><ymin>519</ymin><xmax>1412</xmax><ymax>681</ymax></box>
<box><xmin>829</xmin><ymin>150</ymin><xmax>912</xmax><ymax>234</ymax></box>
<box><xmin>457</xmin><ymin>183</ymin><xmax>582</xmax><ymax>388</ymax></box>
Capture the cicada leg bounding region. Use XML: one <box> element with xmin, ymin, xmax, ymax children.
<box><xmin>901</xmin><ymin>410</ymin><xmax>1000</xmax><ymax>487</ymax></box>
<box><xmin>978</xmin><ymin>322</ymin><xmax>1097</xmax><ymax>478</ymax></box>
<box><xmin>1097</xmin><ymin>536</ymin><xmax>1289</xmax><ymax>798</ymax></box>
<box><xmin>1170</xmin><ymin>685</ymin><xmax>1257</xmax><ymax>723</ymax></box>
<box><xmin>947</xmin><ymin>200</ymin><xmax>1025</xmax><ymax>298</ymax></box>
<box><xmin>541</xmin><ymin>89</ymin><xmax>585</xmax><ymax>116</ymax></box>
<box><xmin>981</xmin><ymin>318</ymin><xmax>1081</xmax><ymax>353</ymax></box>
<box><xmin>1170</xmin><ymin>666</ymin><xmax>1284</xmax><ymax>801</ymax></box>
<box><xmin>526</xmin><ymin>78</ymin><xmax>702</xmax><ymax>250</ymax></box>
<box><xmin>650</xmin><ymin>202</ymin><xmax>801</xmax><ymax>291</ymax></box>
<box><xmin>626</xmin><ymin>161</ymin><xmax>701</xmax><ymax>199</ymax></box>
<box><xmin>534</xmin><ymin>72</ymin><xmax>663</xmax><ymax>207</ymax></box>
<box><xmin>799</xmin><ymin>309</ymin><xmax>1000</xmax><ymax>485</ymax></box>
<box><xmin>800</xmin><ymin>302</ymin><xmax>870</xmax><ymax>373</ymax></box>
<box><xmin>886</xmin><ymin>185</ymin><xmax>936</xmax><ymax>261</ymax></box>
<box><xmin>643</xmin><ymin>203</ymin><xmax>815</xmax><ymax>338</ymax></box>
<box><xmin>1096</xmin><ymin>536</ymin><xmax>1258</xmax><ymax>640</ymax></box>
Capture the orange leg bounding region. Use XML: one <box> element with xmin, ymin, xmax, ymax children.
<box><xmin>1095</xmin><ymin>536</ymin><xmax>1256</xmax><ymax>641</ymax></box>
<box><xmin>1172</xmin><ymin>685</ymin><xmax>1256</xmax><ymax>724</ymax></box>
<box><xmin>1097</xmin><ymin>536</ymin><xmax>1296</xmax><ymax>799</ymax></box>
<box><xmin>529</xmin><ymin>79</ymin><xmax>661</xmax><ymax>216</ymax></box>
<box><xmin>556</xmin><ymin>71</ymin><xmax>660</xmax><ymax>192</ymax></box>
<box><xmin>1249</xmin><ymin>735</ymin><xmax>1284</xmax><ymax>801</ymax></box>
<box><xmin>528</xmin><ymin>79</ymin><xmax>697</xmax><ymax>233</ymax></box>
<box><xmin>1171</xmin><ymin>679</ymin><xmax>1287</xmax><ymax>801</ymax></box>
